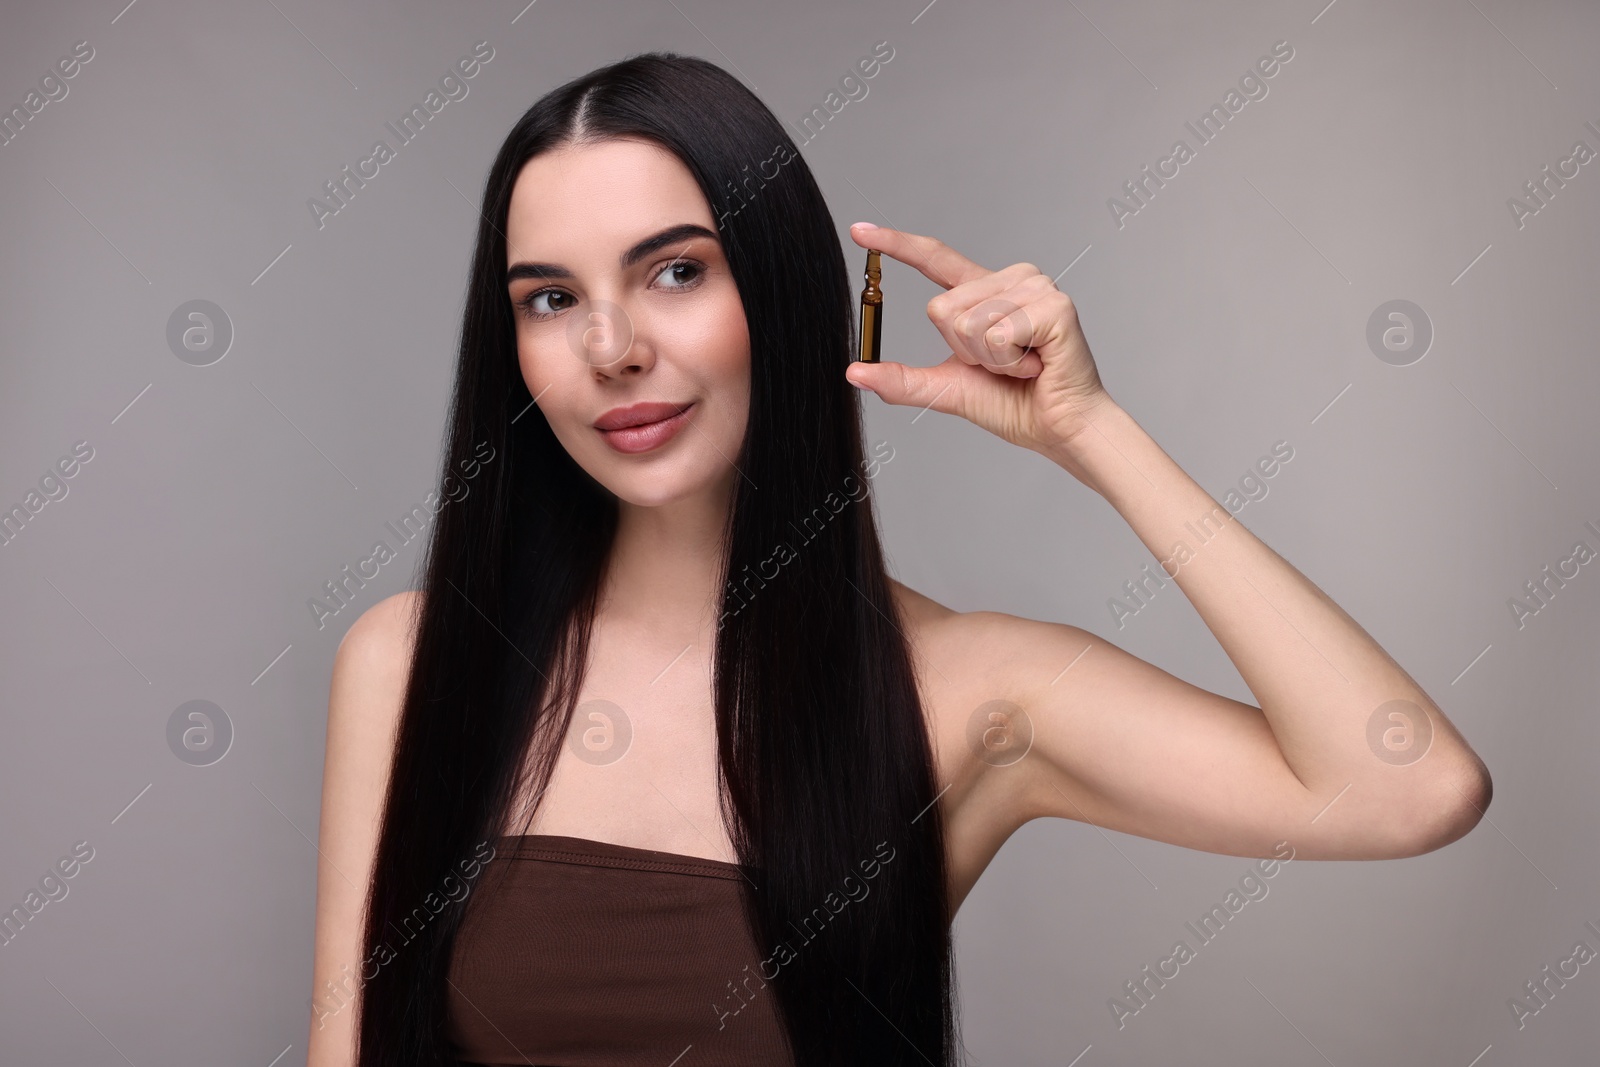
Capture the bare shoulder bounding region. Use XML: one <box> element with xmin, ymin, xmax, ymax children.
<box><xmin>306</xmin><ymin>590</ymin><xmax>424</xmax><ymax>1064</ymax></box>
<box><xmin>882</xmin><ymin>580</ymin><xmax>1059</xmax><ymax>791</ymax></box>
<box><xmin>885</xmin><ymin>578</ymin><xmax>988</xmax><ymax>705</ymax></box>
<box><xmin>886</xmin><ymin>580</ymin><xmax>1081</xmax><ymax>907</ymax></box>
<box><xmin>886</xmin><ymin>576</ymin><xmax>959</xmax><ymax>634</ymax></box>
<box><xmin>320</xmin><ymin>590</ymin><xmax>424</xmax><ymax>826</ymax></box>
<box><xmin>335</xmin><ymin>589</ymin><xmax>424</xmax><ymax>677</ymax></box>
<box><xmin>886</xmin><ymin>578</ymin><xmax>1078</xmax><ymax>707</ymax></box>
<box><xmin>324</xmin><ymin>589</ymin><xmax>426</xmax><ymax>806</ymax></box>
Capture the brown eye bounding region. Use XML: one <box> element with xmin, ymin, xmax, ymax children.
<box><xmin>516</xmin><ymin>288</ymin><xmax>575</xmax><ymax>320</ymax></box>
<box><xmin>654</xmin><ymin>261</ymin><xmax>704</xmax><ymax>290</ymax></box>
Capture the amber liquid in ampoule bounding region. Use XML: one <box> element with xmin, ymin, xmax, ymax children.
<box><xmin>858</xmin><ymin>249</ymin><xmax>882</xmax><ymax>363</ymax></box>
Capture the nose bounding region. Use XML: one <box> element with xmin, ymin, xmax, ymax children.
<box><xmin>574</xmin><ymin>297</ymin><xmax>655</xmax><ymax>381</ymax></box>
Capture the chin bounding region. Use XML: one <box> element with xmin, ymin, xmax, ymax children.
<box><xmin>555</xmin><ymin>416</ymin><xmax>741</xmax><ymax>508</ymax></box>
<box><xmin>590</xmin><ymin>457</ymin><xmax>725</xmax><ymax>509</ymax></box>
<box><xmin>606</xmin><ymin>478</ymin><xmax>688</xmax><ymax>508</ymax></box>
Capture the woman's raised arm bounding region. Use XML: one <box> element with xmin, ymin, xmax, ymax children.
<box><xmin>843</xmin><ymin>223</ymin><xmax>1490</xmax><ymax>861</ymax></box>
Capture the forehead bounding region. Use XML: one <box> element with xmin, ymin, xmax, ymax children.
<box><xmin>504</xmin><ymin>138</ymin><xmax>712</xmax><ymax>265</ymax></box>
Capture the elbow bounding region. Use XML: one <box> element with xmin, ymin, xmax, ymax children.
<box><xmin>1392</xmin><ymin>755</ymin><xmax>1493</xmax><ymax>858</ymax></box>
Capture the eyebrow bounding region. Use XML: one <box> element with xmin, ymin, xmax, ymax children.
<box><xmin>506</xmin><ymin>222</ymin><xmax>721</xmax><ymax>284</ymax></box>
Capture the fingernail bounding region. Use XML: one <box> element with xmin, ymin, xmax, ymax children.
<box><xmin>850</xmin><ymin>221</ymin><xmax>878</xmax><ymax>230</ymax></box>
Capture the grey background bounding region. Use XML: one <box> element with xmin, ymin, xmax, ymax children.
<box><xmin>1</xmin><ymin>0</ymin><xmax>1595</xmax><ymax>1063</ymax></box>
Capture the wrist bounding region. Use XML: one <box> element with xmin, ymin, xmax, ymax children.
<box><xmin>1037</xmin><ymin>391</ymin><xmax>1123</xmax><ymax>456</ymax></box>
<box><xmin>1036</xmin><ymin>396</ymin><xmax>1138</xmax><ymax>496</ymax></box>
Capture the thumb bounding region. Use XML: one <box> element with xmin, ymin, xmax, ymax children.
<box><xmin>846</xmin><ymin>355</ymin><xmax>971</xmax><ymax>415</ymax></box>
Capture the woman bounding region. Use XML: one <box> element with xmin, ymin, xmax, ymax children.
<box><xmin>306</xmin><ymin>50</ymin><xmax>1491</xmax><ymax>1067</ymax></box>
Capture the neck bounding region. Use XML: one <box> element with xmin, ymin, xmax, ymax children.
<box><xmin>598</xmin><ymin>473</ymin><xmax>734</xmax><ymax>640</ymax></box>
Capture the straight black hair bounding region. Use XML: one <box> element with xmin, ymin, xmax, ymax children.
<box><xmin>354</xmin><ymin>50</ymin><xmax>958</xmax><ymax>1066</ymax></box>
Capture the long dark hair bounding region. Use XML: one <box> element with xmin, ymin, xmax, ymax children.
<box><xmin>355</xmin><ymin>50</ymin><xmax>958</xmax><ymax>1066</ymax></box>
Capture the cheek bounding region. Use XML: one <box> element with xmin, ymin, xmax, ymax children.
<box><xmin>515</xmin><ymin>333</ymin><xmax>588</xmax><ymax>439</ymax></box>
<box><xmin>516</xmin><ymin>328</ymin><xmax>562</xmax><ymax>387</ymax></box>
<box><xmin>705</xmin><ymin>300</ymin><xmax>751</xmax><ymax>388</ymax></box>
<box><xmin>516</xmin><ymin>326</ymin><xmax>593</xmax><ymax>405</ymax></box>
<box><xmin>706</xmin><ymin>316</ymin><xmax>751</xmax><ymax>427</ymax></box>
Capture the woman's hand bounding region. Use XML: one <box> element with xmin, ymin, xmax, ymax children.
<box><xmin>844</xmin><ymin>222</ymin><xmax>1117</xmax><ymax>457</ymax></box>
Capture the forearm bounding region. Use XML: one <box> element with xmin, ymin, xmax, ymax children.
<box><xmin>1042</xmin><ymin>399</ymin><xmax>1488</xmax><ymax>809</ymax></box>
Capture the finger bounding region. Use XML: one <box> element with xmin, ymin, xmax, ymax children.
<box><xmin>845</xmin><ymin>353</ymin><xmax>990</xmax><ymax>416</ymax></box>
<box><xmin>1002</xmin><ymin>351</ymin><xmax>1045</xmax><ymax>378</ymax></box>
<box><xmin>925</xmin><ymin>262</ymin><xmax>1031</xmax><ymax>366</ymax></box>
<box><xmin>935</xmin><ymin>268</ymin><xmax>1052</xmax><ymax>375</ymax></box>
<box><xmin>848</xmin><ymin>223</ymin><xmax>989</xmax><ymax>291</ymax></box>
<box><xmin>965</xmin><ymin>285</ymin><xmax>1062</xmax><ymax>378</ymax></box>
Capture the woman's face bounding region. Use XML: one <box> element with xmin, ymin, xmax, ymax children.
<box><xmin>504</xmin><ymin>137</ymin><xmax>751</xmax><ymax>508</ymax></box>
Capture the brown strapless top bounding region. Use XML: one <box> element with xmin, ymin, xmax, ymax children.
<box><xmin>445</xmin><ymin>834</ymin><xmax>795</xmax><ymax>1066</ymax></box>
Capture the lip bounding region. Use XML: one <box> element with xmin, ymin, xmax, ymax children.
<box><xmin>594</xmin><ymin>400</ymin><xmax>695</xmax><ymax>431</ymax></box>
<box><xmin>595</xmin><ymin>401</ymin><xmax>696</xmax><ymax>454</ymax></box>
